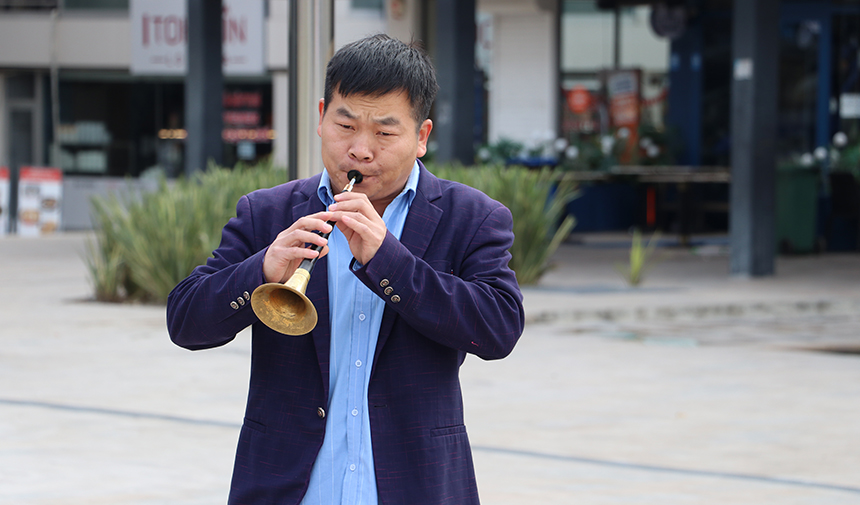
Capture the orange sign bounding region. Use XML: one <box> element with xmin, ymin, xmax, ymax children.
<box><xmin>606</xmin><ymin>70</ymin><xmax>641</xmax><ymax>163</ymax></box>
<box><xmin>566</xmin><ymin>85</ymin><xmax>592</xmax><ymax>115</ymax></box>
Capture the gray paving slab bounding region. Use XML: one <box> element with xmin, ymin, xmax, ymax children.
<box><xmin>1</xmin><ymin>232</ymin><xmax>859</xmax><ymax>504</ymax></box>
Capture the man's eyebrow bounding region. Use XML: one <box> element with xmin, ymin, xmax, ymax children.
<box><xmin>335</xmin><ymin>106</ymin><xmax>357</xmax><ymax>120</ymax></box>
<box><xmin>334</xmin><ymin>106</ymin><xmax>401</xmax><ymax>127</ymax></box>
<box><xmin>376</xmin><ymin>116</ymin><xmax>401</xmax><ymax>127</ymax></box>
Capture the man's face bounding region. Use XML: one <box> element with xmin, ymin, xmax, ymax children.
<box><xmin>318</xmin><ymin>90</ymin><xmax>432</xmax><ymax>213</ymax></box>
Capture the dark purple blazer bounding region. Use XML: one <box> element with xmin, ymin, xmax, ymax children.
<box><xmin>167</xmin><ymin>162</ymin><xmax>524</xmax><ymax>504</ymax></box>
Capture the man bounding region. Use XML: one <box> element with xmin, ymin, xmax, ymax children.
<box><xmin>167</xmin><ymin>34</ymin><xmax>524</xmax><ymax>505</ymax></box>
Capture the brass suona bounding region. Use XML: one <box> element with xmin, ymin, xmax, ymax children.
<box><xmin>251</xmin><ymin>170</ymin><xmax>364</xmax><ymax>335</ymax></box>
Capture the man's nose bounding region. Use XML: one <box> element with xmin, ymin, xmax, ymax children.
<box><xmin>349</xmin><ymin>134</ymin><xmax>373</xmax><ymax>161</ymax></box>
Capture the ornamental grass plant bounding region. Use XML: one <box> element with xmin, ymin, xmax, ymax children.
<box><xmin>85</xmin><ymin>162</ymin><xmax>576</xmax><ymax>303</ymax></box>
<box><xmin>85</xmin><ymin>161</ymin><xmax>286</xmax><ymax>303</ymax></box>
<box><xmin>429</xmin><ymin>164</ymin><xmax>577</xmax><ymax>285</ymax></box>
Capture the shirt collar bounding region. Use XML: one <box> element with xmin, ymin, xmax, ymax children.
<box><xmin>317</xmin><ymin>160</ymin><xmax>421</xmax><ymax>207</ymax></box>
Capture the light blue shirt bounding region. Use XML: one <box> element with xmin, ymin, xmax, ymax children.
<box><xmin>301</xmin><ymin>161</ymin><xmax>419</xmax><ymax>505</ymax></box>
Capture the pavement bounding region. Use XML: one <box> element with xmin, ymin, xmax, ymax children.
<box><xmin>1</xmin><ymin>231</ymin><xmax>859</xmax><ymax>504</ymax></box>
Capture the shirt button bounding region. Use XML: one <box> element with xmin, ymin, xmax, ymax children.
<box><xmin>352</xmin><ymin>408</ymin><xmax>358</xmax><ymax>416</ymax></box>
<box><xmin>380</xmin><ymin>279</ymin><xmax>390</xmax><ymax>287</ymax></box>
<box><xmin>317</xmin><ymin>407</ymin><xmax>326</xmax><ymax>419</ymax></box>
<box><xmin>350</xmin><ymin>464</ymin><xmax>356</xmax><ymax>471</ymax></box>
<box><xmin>358</xmin><ymin>313</ymin><xmax>366</xmax><ymax>321</ymax></box>
<box><xmin>355</xmin><ymin>360</ymin><xmax>362</xmax><ymax>368</ymax></box>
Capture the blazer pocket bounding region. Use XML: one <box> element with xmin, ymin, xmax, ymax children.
<box><xmin>430</xmin><ymin>424</ymin><xmax>467</xmax><ymax>438</ymax></box>
<box><xmin>243</xmin><ymin>417</ymin><xmax>267</xmax><ymax>434</ymax></box>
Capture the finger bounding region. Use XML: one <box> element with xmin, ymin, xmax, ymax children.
<box><xmin>274</xmin><ymin>230</ymin><xmax>329</xmax><ymax>251</ymax></box>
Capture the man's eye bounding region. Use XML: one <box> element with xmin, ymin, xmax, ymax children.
<box><xmin>338</xmin><ymin>123</ymin><xmax>353</xmax><ymax>130</ymax></box>
<box><xmin>378</xmin><ymin>131</ymin><xmax>393</xmax><ymax>136</ymax></box>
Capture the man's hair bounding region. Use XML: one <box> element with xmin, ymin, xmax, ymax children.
<box><xmin>323</xmin><ymin>34</ymin><xmax>439</xmax><ymax>128</ymax></box>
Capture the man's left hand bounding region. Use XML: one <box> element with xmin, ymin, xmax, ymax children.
<box><xmin>327</xmin><ymin>192</ymin><xmax>387</xmax><ymax>265</ymax></box>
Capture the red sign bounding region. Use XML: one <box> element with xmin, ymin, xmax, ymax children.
<box><xmin>0</xmin><ymin>167</ymin><xmax>9</xmax><ymax>236</ymax></box>
<box><xmin>566</xmin><ymin>85</ymin><xmax>592</xmax><ymax>115</ymax></box>
<box><xmin>223</xmin><ymin>111</ymin><xmax>261</xmax><ymax>126</ymax></box>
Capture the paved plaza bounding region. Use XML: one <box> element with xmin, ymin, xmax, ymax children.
<box><xmin>1</xmin><ymin>232</ymin><xmax>859</xmax><ymax>504</ymax></box>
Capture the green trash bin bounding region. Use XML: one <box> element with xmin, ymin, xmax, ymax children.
<box><xmin>776</xmin><ymin>167</ymin><xmax>820</xmax><ymax>254</ymax></box>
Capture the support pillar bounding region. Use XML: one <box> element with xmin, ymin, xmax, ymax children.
<box><xmin>185</xmin><ymin>0</ymin><xmax>223</xmax><ymax>175</ymax></box>
<box><xmin>433</xmin><ymin>0</ymin><xmax>476</xmax><ymax>164</ymax></box>
<box><xmin>295</xmin><ymin>0</ymin><xmax>333</xmax><ymax>180</ymax></box>
<box><xmin>729</xmin><ymin>0</ymin><xmax>780</xmax><ymax>276</ymax></box>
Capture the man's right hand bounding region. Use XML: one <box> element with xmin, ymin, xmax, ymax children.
<box><xmin>263</xmin><ymin>212</ymin><xmax>334</xmax><ymax>283</ymax></box>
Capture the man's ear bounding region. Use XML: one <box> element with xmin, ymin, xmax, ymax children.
<box><xmin>317</xmin><ymin>98</ymin><xmax>326</xmax><ymax>137</ymax></box>
<box><xmin>416</xmin><ymin>119</ymin><xmax>433</xmax><ymax>157</ymax></box>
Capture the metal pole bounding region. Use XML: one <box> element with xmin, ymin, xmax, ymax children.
<box><xmin>613</xmin><ymin>6</ymin><xmax>621</xmax><ymax>69</ymax></box>
<box><xmin>288</xmin><ymin>0</ymin><xmax>298</xmax><ymax>181</ymax></box>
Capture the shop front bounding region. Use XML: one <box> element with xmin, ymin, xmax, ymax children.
<box><xmin>55</xmin><ymin>75</ymin><xmax>273</xmax><ymax>230</ymax></box>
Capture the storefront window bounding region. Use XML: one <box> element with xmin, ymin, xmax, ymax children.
<box><xmin>54</xmin><ymin>76</ymin><xmax>272</xmax><ymax>178</ymax></box>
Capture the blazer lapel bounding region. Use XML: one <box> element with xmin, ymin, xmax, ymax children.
<box><xmin>373</xmin><ymin>162</ymin><xmax>443</xmax><ymax>368</ymax></box>
<box><xmin>291</xmin><ymin>178</ymin><xmax>333</xmax><ymax>398</ymax></box>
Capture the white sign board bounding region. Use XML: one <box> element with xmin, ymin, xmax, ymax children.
<box><xmin>17</xmin><ymin>167</ymin><xmax>63</xmax><ymax>237</ymax></box>
<box><xmin>131</xmin><ymin>0</ymin><xmax>265</xmax><ymax>75</ymax></box>
<box><xmin>840</xmin><ymin>93</ymin><xmax>860</xmax><ymax>119</ymax></box>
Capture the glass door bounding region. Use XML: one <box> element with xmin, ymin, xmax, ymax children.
<box><xmin>778</xmin><ymin>3</ymin><xmax>829</xmax><ymax>165</ymax></box>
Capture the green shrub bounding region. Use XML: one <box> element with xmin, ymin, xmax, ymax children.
<box><xmin>428</xmin><ymin>164</ymin><xmax>577</xmax><ymax>285</ymax></box>
<box><xmin>86</xmin><ymin>161</ymin><xmax>287</xmax><ymax>303</ymax></box>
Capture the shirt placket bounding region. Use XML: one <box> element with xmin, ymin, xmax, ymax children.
<box><xmin>343</xmin><ymin>277</ymin><xmax>371</xmax><ymax>500</ymax></box>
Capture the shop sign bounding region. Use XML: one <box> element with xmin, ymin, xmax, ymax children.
<box><xmin>606</xmin><ymin>69</ymin><xmax>641</xmax><ymax>163</ymax></box>
<box><xmin>0</xmin><ymin>167</ymin><xmax>9</xmax><ymax>236</ymax></box>
<box><xmin>17</xmin><ymin>167</ymin><xmax>62</xmax><ymax>237</ymax></box>
<box><xmin>131</xmin><ymin>0</ymin><xmax>265</xmax><ymax>76</ymax></box>
<box><xmin>566</xmin><ymin>85</ymin><xmax>592</xmax><ymax>115</ymax></box>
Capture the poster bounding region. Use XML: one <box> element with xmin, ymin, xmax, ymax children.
<box><xmin>17</xmin><ymin>167</ymin><xmax>63</xmax><ymax>237</ymax></box>
<box><xmin>605</xmin><ymin>69</ymin><xmax>641</xmax><ymax>163</ymax></box>
<box><xmin>0</xmin><ymin>167</ymin><xmax>9</xmax><ymax>236</ymax></box>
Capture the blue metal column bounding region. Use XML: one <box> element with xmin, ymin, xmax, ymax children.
<box><xmin>666</xmin><ymin>16</ymin><xmax>703</xmax><ymax>165</ymax></box>
<box><xmin>730</xmin><ymin>0</ymin><xmax>781</xmax><ymax>276</ymax></box>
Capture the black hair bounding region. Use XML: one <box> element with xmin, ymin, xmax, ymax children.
<box><xmin>323</xmin><ymin>34</ymin><xmax>439</xmax><ymax>128</ymax></box>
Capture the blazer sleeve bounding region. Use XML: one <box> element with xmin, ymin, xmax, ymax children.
<box><xmin>166</xmin><ymin>194</ymin><xmax>267</xmax><ymax>350</ymax></box>
<box><xmin>354</xmin><ymin>204</ymin><xmax>524</xmax><ymax>361</ymax></box>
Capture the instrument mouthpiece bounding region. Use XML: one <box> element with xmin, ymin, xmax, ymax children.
<box><xmin>347</xmin><ymin>170</ymin><xmax>364</xmax><ymax>184</ymax></box>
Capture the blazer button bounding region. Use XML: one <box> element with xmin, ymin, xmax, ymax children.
<box><xmin>383</xmin><ymin>286</ymin><xmax>394</xmax><ymax>296</ymax></box>
<box><xmin>391</xmin><ymin>295</ymin><xmax>401</xmax><ymax>303</ymax></box>
<box><xmin>243</xmin><ymin>291</ymin><xmax>250</xmax><ymax>300</ymax></box>
<box><xmin>380</xmin><ymin>279</ymin><xmax>390</xmax><ymax>288</ymax></box>
<box><xmin>230</xmin><ymin>301</ymin><xmax>239</xmax><ymax>310</ymax></box>
<box><xmin>237</xmin><ymin>297</ymin><xmax>245</xmax><ymax>306</ymax></box>
<box><xmin>318</xmin><ymin>407</ymin><xmax>326</xmax><ymax>419</ymax></box>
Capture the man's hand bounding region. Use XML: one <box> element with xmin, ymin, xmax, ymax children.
<box><xmin>327</xmin><ymin>191</ymin><xmax>387</xmax><ymax>265</ymax></box>
<box><xmin>263</xmin><ymin>212</ymin><xmax>334</xmax><ymax>283</ymax></box>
